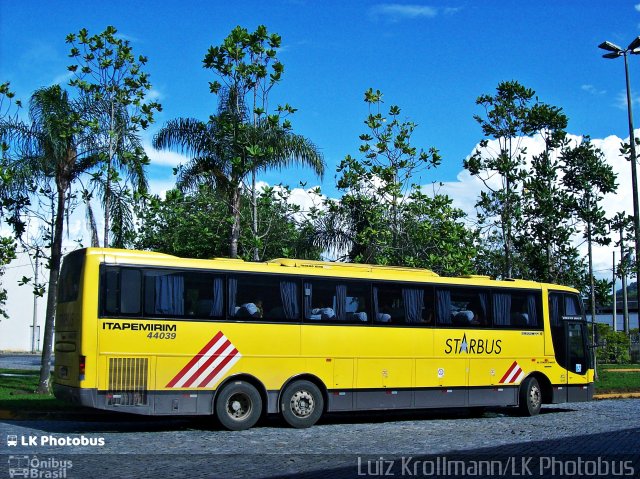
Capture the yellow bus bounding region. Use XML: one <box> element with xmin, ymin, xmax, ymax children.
<box><xmin>53</xmin><ymin>248</ymin><xmax>593</xmax><ymax>430</ymax></box>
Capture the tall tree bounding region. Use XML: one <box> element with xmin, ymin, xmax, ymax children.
<box><xmin>0</xmin><ymin>85</ymin><xmax>99</xmax><ymax>392</ymax></box>
<box><xmin>0</xmin><ymin>82</ymin><xmax>19</xmax><ymax>319</ymax></box>
<box><xmin>316</xmin><ymin>89</ymin><xmax>476</xmax><ymax>275</ymax></box>
<box><xmin>66</xmin><ymin>25</ymin><xmax>161</xmax><ymax>247</ymax></box>
<box><xmin>155</xmin><ymin>26</ymin><xmax>324</xmax><ymax>259</ymax></box>
<box><xmin>202</xmin><ymin>25</ymin><xmax>320</xmax><ymax>261</ymax></box>
<box><xmin>464</xmin><ymin>81</ymin><xmax>536</xmax><ymax>278</ymax></box>
<box><xmin>518</xmin><ymin>102</ymin><xmax>583</xmax><ymax>285</ymax></box>
<box><xmin>562</xmin><ymin>138</ymin><xmax>617</xmax><ymax>342</ymax></box>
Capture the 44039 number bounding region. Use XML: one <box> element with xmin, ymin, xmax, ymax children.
<box><xmin>147</xmin><ymin>332</ymin><xmax>177</xmax><ymax>340</ymax></box>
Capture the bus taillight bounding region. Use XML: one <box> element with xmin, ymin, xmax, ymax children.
<box><xmin>79</xmin><ymin>355</ymin><xmax>86</xmax><ymax>381</ymax></box>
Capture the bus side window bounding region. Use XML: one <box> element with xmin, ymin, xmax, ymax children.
<box><xmin>103</xmin><ymin>267</ymin><xmax>119</xmax><ymax>315</ymax></box>
<box><xmin>120</xmin><ymin>269</ymin><xmax>141</xmax><ymax>315</ymax></box>
<box><xmin>303</xmin><ymin>280</ymin><xmax>370</xmax><ymax>323</ymax></box>
<box><xmin>102</xmin><ymin>267</ymin><xmax>141</xmax><ymax>316</ymax></box>
<box><xmin>229</xmin><ymin>274</ymin><xmax>300</xmax><ymax>322</ymax></box>
<box><xmin>184</xmin><ymin>273</ymin><xmax>224</xmax><ymax>319</ymax></box>
<box><xmin>492</xmin><ymin>291</ymin><xmax>541</xmax><ymax>329</ymax></box>
<box><xmin>437</xmin><ymin>288</ymin><xmax>489</xmax><ymax>327</ymax></box>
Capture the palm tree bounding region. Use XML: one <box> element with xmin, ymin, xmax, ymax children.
<box><xmin>153</xmin><ymin>88</ymin><xmax>324</xmax><ymax>259</ymax></box>
<box><xmin>0</xmin><ymin>85</ymin><xmax>99</xmax><ymax>393</ymax></box>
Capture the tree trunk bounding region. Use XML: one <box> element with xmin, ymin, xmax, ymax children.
<box><xmin>229</xmin><ymin>186</ymin><xmax>241</xmax><ymax>259</ymax></box>
<box><xmin>103</xmin><ymin>101</ymin><xmax>115</xmax><ymax>248</ymax></box>
<box><xmin>251</xmin><ymin>168</ymin><xmax>258</xmax><ymax>261</ymax></box>
<box><xmin>587</xmin><ymin>218</ymin><xmax>598</xmax><ymax>381</ymax></box>
<box><xmin>37</xmin><ymin>181</ymin><xmax>67</xmax><ymax>394</ymax></box>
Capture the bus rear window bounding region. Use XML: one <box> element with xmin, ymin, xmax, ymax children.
<box><xmin>58</xmin><ymin>250</ymin><xmax>85</xmax><ymax>303</ymax></box>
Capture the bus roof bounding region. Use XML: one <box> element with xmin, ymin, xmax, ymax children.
<box><xmin>80</xmin><ymin>247</ymin><xmax>578</xmax><ymax>292</ymax></box>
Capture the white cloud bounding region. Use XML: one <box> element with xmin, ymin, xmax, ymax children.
<box><xmin>438</xmin><ymin>132</ymin><xmax>636</xmax><ymax>281</ymax></box>
<box><xmin>615</xmin><ymin>89</ymin><xmax>640</xmax><ymax>110</ymax></box>
<box><xmin>635</xmin><ymin>3</ymin><xmax>640</xmax><ymax>12</ymax></box>
<box><xmin>144</xmin><ymin>142</ymin><xmax>190</xmax><ymax>168</ymax></box>
<box><xmin>581</xmin><ymin>84</ymin><xmax>606</xmax><ymax>95</ymax></box>
<box><xmin>369</xmin><ymin>4</ymin><xmax>440</xmax><ymax>21</ymax></box>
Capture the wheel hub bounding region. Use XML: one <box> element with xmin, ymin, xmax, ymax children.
<box><xmin>291</xmin><ymin>390</ymin><xmax>314</xmax><ymax>418</ymax></box>
<box><xmin>227</xmin><ymin>393</ymin><xmax>250</xmax><ymax>419</ymax></box>
<box><xmin>529</xmin><ymin>385</ymin><xmax>541</xmax><ymax>408</ymax></box>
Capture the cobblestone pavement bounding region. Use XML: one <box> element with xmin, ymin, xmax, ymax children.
<box><xmin>1</xmin><ymin>399</ymin><xmax>639</xmax><ymax>478</ymax></box>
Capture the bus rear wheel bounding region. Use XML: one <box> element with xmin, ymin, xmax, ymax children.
<box><xmin>518</xmin><ymin>376</ymin><xmax>542</xmax><ymax>416</ymax></box>
<box><xmin>280</xmin><ymin>380</ymin><xmax>324</xmax><ymax>428</ymax></box>
<box><xmin>215</xmin><ymin>381</ymin><xmax>262</xmax><ymax>431</ymax></box>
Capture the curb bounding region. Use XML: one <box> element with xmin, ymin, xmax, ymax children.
<box><xmin>593</xmin><ymin>392</ymin><xmax>640</xmax><ymax>400</ymax></box>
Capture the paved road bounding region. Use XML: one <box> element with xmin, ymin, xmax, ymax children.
<box><xmin>1</xmin><ymin>399</ymin><xmax>639</xmax><ymax>478</ymax></box>
<box><xmin>0</xmin><ymin>354</ymin><xmax>51</xmax><ymax>371</ymax></box>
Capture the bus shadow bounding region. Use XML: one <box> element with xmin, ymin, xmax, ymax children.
<box><xmin>264</xmin><ymin>426</ymin><xmax>640</xmax><ymax>479</ymax></box>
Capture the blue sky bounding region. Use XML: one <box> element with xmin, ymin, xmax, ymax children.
<box><xmin>2</xmin><ymin>0</ymin><xmax>640</xmax><ymax>279</ymax></box>
<box><xmin>2</xmin><ymin>0</ymin><xmax>639</xmax><ymax>197</ymax></box>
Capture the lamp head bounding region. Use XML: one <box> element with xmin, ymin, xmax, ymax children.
<box><xmin>599</xmin><ymin>40</ymin><xmax>623</xmax><ymax>53</ymax></box>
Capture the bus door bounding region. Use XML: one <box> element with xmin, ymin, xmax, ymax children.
<box><xmin>565</xmin><ymin>320</ymin><xmax>591</xmax><ymax>401</ymax></box>
<box><xmin>549</xmin><ymin>291</ymin><xmax>591</xmax><ymax>402</ymax></box>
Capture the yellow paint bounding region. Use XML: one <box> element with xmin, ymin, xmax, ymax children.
<box><xmin>54</xmin><ymin>248</ymin><xmax>592</xmax><ymax>400</ymax></box>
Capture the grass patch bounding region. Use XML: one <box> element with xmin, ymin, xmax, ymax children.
<box><xmin>595</xmin><ymin>364</ymin><xmax>640</xmax><ymax>394</ymax></box>
<box><xmin>0</xmin><ymin>368</ymin><xmax>73</xmax><ymax>412</ymax></box>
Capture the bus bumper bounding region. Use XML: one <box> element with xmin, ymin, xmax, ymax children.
<box><xmin>53</xmin><ymin>384</ymin><xmax>99</xmax><ymax>408</ymax></box>
<box><xmin>551</xmin><ymin>383</ymin><xmax>594</xmax><ymax>403</ymax></box>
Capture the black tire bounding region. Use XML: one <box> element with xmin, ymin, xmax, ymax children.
<box><xmin>215</xmin><ymin>380</ymin><xmax>262</xmax><ymax>431</ymax></box>
<box><xmin>280</xmin><ymin>380</ymin><xmax>324</xmax><ymax>428</ymax></box>
<box><xmin>518</xmin><ymin>376</ymin><xmax>542</xmax><ymax>416</ymax></box>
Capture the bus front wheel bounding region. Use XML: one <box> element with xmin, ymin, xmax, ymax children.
<box><xmin>518</xmin><ymin>376</ymin><xmax>542</xmax><ymax>416</ymax></box>
<box><xmin>280</xmin><ymin>380</ymin><xmax>324</xmax><ymax>428</ymax></box>
<box><xmin>215</xmin><ymin>381</ymin><xmax>262</xmax><ymax>431</ymax></box>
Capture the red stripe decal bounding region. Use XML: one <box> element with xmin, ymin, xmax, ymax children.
<box><xmin>197</xmin><ymin>348</ymin><xmax>238</xmax><ymax>387</ymax></box>
<box><xmin>166</xmin><ymin>331</ymin><xmax>224</xmax><ymax>388</ymax></box>
<box><xmin>181</xmin><ymin>339</ymin><xmax>231</xmax><ymax>388</ymax></box>
<box><xmin>499</xmin><ymin>361</ymin><xmax>518</xmax><ymax>384</ymax></box>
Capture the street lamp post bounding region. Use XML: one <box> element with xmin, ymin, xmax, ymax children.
<box><xmin>599</xmin><ymin>37</ymin><xmax>640</xmax><ymax>333</ymax></box>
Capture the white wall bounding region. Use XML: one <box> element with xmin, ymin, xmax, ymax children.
<box><xmin>0</xmin><ymin>251</ymin><xmax>46</xmax><ymax>352</ymax></box>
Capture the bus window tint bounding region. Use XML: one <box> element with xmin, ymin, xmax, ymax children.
<box><xmin>437</xmin><ymin>288</ymin><xmax>489</xmax><ymax>327</ymax></box>
<box><xmin>184</xmin><ymin>273</ymin><xmax>224</xmax><ymax>319</ymax></box>
<box><xmin>303</xmin><ymin>280</ymin><xmax>370</xmax><ymax>323</ymax></box>
<box><xmin>58</xmin><ymin>250</ymin><xmax>84</xmax><ymax>303</ymax></box>
<box><xmin>373</xmin><ymin>284</ymin><xmax>434</xmax><ymax>325</ymax></box>
<box><xmin>144</xmin><ymin>270</ymin><xmax>185</xmax><ymax>316</ymax></box>
<box><xmin>229</xmin><ymin>275</ymin><xmax>300</xmax><ymax>322</ymax></box>
<box><xmin>142</xmin><ymin>270</ymin><xmax>224</xmax><ymax>319</ymax></box>
<box><xmin>120</xmin><ymin>269</ymin><xmax>142</xmax><ymax>315</ymax></box>
<box><xmin>492</xmin><ymin>291</ymin><xmax>541</xmax><ymax>328</ymax></box>
<box><xmin>102</xmin><ymin>267</ymin><xmax>119</xmax><ymax>315</ymax></box>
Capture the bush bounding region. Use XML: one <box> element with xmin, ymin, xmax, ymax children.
<box><xmin>595</xmin><ymin>324</ymin><xmax>631</xmax><ymax>364</ymax></box>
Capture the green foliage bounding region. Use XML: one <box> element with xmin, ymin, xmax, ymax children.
<box><xmin>316</xmin><ymin>89</ymin><xmax>476</xmax><ymax>275</ymax></box>
<box><xmin>595</xmin><ymin>324</ymin><xmax>631</xmax><ymax>364</ymax></box>
<box><xmin>154</xmin><ymin>25</ymin><xmax>323</xmax><ymax>259</ymax></box>
<box><xmin>0</xmin><ymin>236</ymin><xmax>16</xmax><ymax>318</ymax></box>
<box><xmin>66</xmin><ymin>25</ymin><xmax>161</xmax><ymax>246</ymax></box>
<box><xmin>562</xmin><ymin>138</ymin><xmax>617</xmax><ymax>307</ymax></box>
<box><xmin>134</xmin><ymin>185</ymin><xmax>321</xmax><ymax>261</ymax></box>
<box><xmin>465</xmin><ymin>81</ymin><xmax>536</xmax><ymax>278</ymax></box>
